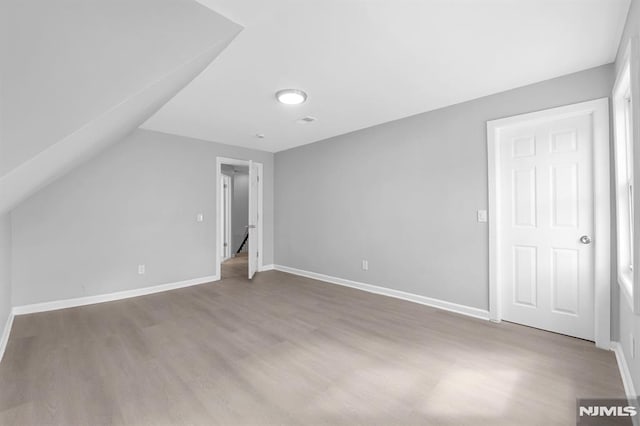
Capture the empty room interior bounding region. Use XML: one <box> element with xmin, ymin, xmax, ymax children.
<box><xmin>1</xmin><ymin>0</ymin><xmax>640</xmax><ymax>424</ymax></box>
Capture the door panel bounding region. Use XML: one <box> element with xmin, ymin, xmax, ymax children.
<box><xmin>512</xmin><ymin>135</ymin><xmax>536</xmax><ymax>158</ymax></box>
<box><xmin>248</xmin><ymin>161</ymin><xmax>259</xmax><ymax>279</ymax></box>
<box><xmin>551</xmin><ymin>248</ymin><xmax>579</xmax><ymax>315</ymax></box>
<box><xmin>512</xmin><ymin>168</ymin><xmax>536</xmax><ymax>227</ymax></box>
<box><xmin>222</xmin><ymin>174</ymin><xmax>231</xmax><ymax>261</ymax></box>
<box><xmin>500</xmin><ymin>113</ymin><xmax>594</xmax><ymax>340</ymax></box>
<box><xmin>550</xmin><ymin>164</ymin><xmax>578</xmax><ymax>228</ymax></box>
<box><xmin>513</xmin><ymin>245</ymin><xmax>537</xmax><ymax>307</ymax></box>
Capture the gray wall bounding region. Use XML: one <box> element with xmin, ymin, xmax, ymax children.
<box><xmin>275</xmin><ymin>64</ymin><xmax>614</xmax><ymax>310</ymax></box>
<box><xmin>0</xmin><ymin>213</ymin><xmax>11</xmax><ymax>340</ymax></box>
<box><xmin>614</xmin><ymin>0</ymin><xmax>640</xmax><ymax>395</ymax></box>
<box><xmin>11</xmin><ymin>129</ymin><xmax>273</xmax><ymax>306</ymax></box>
<box><xmin>232</xmin><ymin>173</ymin><xmax>249</xmax><ymax>253</ymax></box>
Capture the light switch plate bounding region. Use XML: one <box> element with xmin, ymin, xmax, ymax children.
<box><xmin>477</xmin><ymin>210</ymin><xmax>488</xmax><ymax>223</ymax></box>
<box><xmin>196</xmin><ymin>213</ymin><xmax>204</xmax><ymax>222</ymax></box>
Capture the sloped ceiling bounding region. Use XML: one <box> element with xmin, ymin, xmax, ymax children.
<box><xmin>0</xmin><ymin>0</ymin><xmax>242</xmax><ymax>213</ymax></box>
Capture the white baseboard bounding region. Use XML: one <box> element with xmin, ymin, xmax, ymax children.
<box><xmin>12</xmin><ymin>274</ymin><xmax>220</xmax><ymax>316</ymax></box>
<box><xmin>612</xmin><ymin>342</ymin><xmax>638</xmax><ymax>401</ymax></box>
<box><xmin>273</xmin><ymin>265</ymin><xmax>490</xmax><ymax>321</ymax></box>
<box><xmin>0</xmin><ymin>310</ymin><xmax>15</xmax><ymax>363</ymax></box>
<box><xmin>259</xmin><ymin>264</ymin><xmax>275</xmax><ymax>272</ymax></box>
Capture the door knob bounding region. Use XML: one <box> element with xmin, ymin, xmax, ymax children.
<box><xmin>579</xmin><ymin>235</ymin><xmax>592</xmax><ymax>244</ymax></box>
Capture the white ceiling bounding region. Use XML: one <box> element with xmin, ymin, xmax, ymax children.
<box><xmin>141</xmin><ymin>0</ymin><xmax>630</xmax><ymax>153</ymax></box>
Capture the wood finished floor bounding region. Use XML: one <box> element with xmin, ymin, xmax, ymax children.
<box><xmin>0</xmin><ymin>258</ymin><xmax>626</xmax><ymax>425</ymax></box>
<box><xmin>221</xmin><ymin>253</ymin><xmax>250</xmax><ymax>280</ymax></box>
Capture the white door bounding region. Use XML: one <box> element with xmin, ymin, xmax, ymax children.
<box><xmin>499</xmin><ymin>113</ymin><xmax>594</xmax><ymax>340</ymax></box>
<box><xmin>221</xmin><ymin>174</ymin><xmax>232</xmax><ymax>261</ymax></box>
<box><xmin>248</xmin><ymin>161</ymin><xmax>259</xmax><ymax>279</ymax></box>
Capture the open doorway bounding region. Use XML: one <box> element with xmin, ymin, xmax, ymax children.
<box><xmin>220</xmin><ymin>164</ymin><xmax>249</xmax><ymax>278</ymax></box>
<box><xmin>216</xmin><ymin>157</ymin><xmax>263</xmax><ymax>280</ymax></box>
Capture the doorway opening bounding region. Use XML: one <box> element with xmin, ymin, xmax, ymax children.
<box><xmin>216</xmin><ymin>157</ymin><xmax>263</xmax><ymax>280</ymax></box>
<box><xmin>220</xmin><ymin>165</ymin><xmax>248</xmax><ymax>278</ymax></box>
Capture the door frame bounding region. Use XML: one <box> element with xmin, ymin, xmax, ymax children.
<box><xmin>221</xmin><ymin>173</ymin><xmax>232</xmax><ymax>261</ymax></box>
<box><xmin>487</xmin><ymin>98</ymin><xmax>610</xmax><ymax>349</ymax></box>
<box><xmin>216</xmin><ymin>157</ymin><xmax>264</xmax><ymax>279</ymax></box>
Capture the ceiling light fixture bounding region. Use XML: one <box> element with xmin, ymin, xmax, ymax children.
<box><xmin>276</xmin><ymin>89</ymin><xmax>307</xmax><ymax>105</ymax></box>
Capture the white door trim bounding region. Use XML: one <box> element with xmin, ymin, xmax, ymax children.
<box><xmin>487</xmin><ymin>98</ymin><xmax>610</xmax><ymax>349</ymax></box>
<box><xmin>216</xmin><ymin>157</ymin><xmax>264</xmax><ymax>278</ymax></box>
<box><xmin>221</xmin><ymin>174</ymin><xmax>232</xmax><ymax>261</ymax></box>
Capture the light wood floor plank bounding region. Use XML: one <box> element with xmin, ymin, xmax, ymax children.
<box><xmin>0</xmin><ymin>256</ymin><xmax>627</xmax><ymax>425</ymax></box>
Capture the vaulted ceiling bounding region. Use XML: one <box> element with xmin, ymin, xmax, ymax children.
<box><xmin>142</xmin><ymin>0</ymin><xmax>631</xmax><ymax>153</ymax></box>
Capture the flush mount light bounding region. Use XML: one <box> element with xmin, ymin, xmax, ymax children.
<box><xmin>255</xmin><ymin>133</ymin><xmax>265</xmax><ymax>139</ymax></box>
<box><xmin>276</xmin><ymin>89</ymin><xmax>307</xmax><ymax>105</ymax></box>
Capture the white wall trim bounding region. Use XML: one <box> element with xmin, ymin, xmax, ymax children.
<box><xmin>487</xmin><ymin>98</ymin><xmax>611</xmax><ymax>349</ymax></box>
<box><xmin>12</xmin><ymin>275</ymin><xmax>219</xmax><ymax>315</ymax></box>
<box><xmin>612</xmin><ymin>342</ymin><xmax>638</xmax><ymax>401</ymax></box>
<box><xmin>259</xmin><ymin>264</ymin><xmax>275</xmax><ymax>272</ymax></box>
<box><xmin>0</xmin><ymin>311</ymin><xmax>15</xmax><ymax>363</ymax></box>
<box><xmin>216</xmin><ymin>157</ymin><xmax>264</xmax><ymax>279</ymax></box>
<box><xmin>613</xmin><ymin>36</ymin><xmax>640</xmax><ymax>314</ymax></box>
<box><xmin>274</xmin><ymin>265</ymin><xmax>490</xmax><ymax>321</ymax></box>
